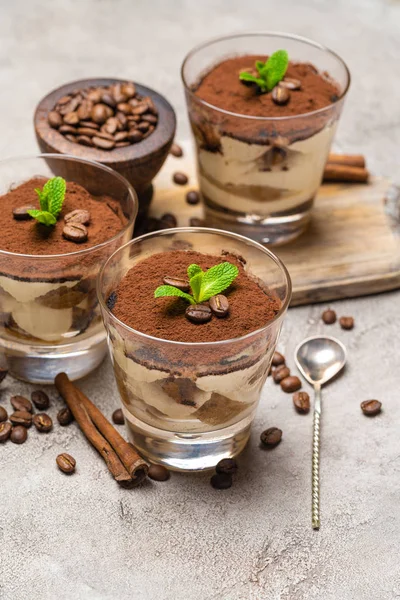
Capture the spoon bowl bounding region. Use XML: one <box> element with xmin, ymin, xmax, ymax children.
<box><xmin>295</xmin><ymin>336</ymin><xmax>347</xmax><ymax>386</ymax></box>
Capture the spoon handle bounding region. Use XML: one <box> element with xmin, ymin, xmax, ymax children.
<box><xmin>312</xmin><ymin>384</ymin><xmax>322</xmax><ymax>529</ymax></box>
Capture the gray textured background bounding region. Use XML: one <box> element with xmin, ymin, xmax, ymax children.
<box><xmin>1</xmin><ymin>1</ymin><xmax>400</xmax><ymax>599</ymax></box>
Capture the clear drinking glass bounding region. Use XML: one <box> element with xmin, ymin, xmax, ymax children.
<box><xmin>0</xmin><ymin>155</ymin><xmax>137</xmax><ymax>383</ymax></box>
<box><xmin>181</xmin><ymin>32</ymin><xmax>350</xmax><ymax>245</ymax></box>
<box><xmin>98</xmin><ymin>228</ymin><xmax>291</xmax><ymax>471</ymax></box>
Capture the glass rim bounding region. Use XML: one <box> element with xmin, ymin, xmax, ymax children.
<box><xmin>0</xmin><ymin>153</ymin><xmax>138</xmax><ymax>259</ymax></box>
<box><xmin>181</xmin><ymin>31</ymin><xmax>351</xmax><ymax>122</ymax></box>
<box><xmin>97</xmin><ymin>226</ymin><xmax>292</xmax><ymax>347</ymax></box>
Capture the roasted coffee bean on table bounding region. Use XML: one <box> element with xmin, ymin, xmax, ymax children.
<box><xmin>271</xmin><ymin>351</ymin><xmax>285</xmax><ymax>366</ymax></box>
<box><xmin>57</xmin><ymin>407</ymin><xmax>74</xmax><ymax>426</ymax></box>
<box><xmin>170</xmin><ymin>142</ymin><xmax>183</xmax><ymax>157</ymax></box>
<box><xmin>10</xmin><ymin>410</ymin><xmax>32</xmax><ymax>428</ymax></box>
<box><xmin>12</xmin><ymin>206</ymin><xmax>35</xmax><ymax>221</ymax></box>
<box><xmin>112</xmin><ymin>409</ymin><xmax>125</xmax><ymax>425</ymax></box>
<box><xmin>173</xmin><ymin>172</ymin><xmax>189</xmax><ymax>185</ymax></box>
<box><xmin>186</xmin><ymin>190</ymin><xmax>200</xmax><ymax>205</ymax></box>
<box><xmin>56</xmin><ymin>453</ymin><xmax>76</xmax><ymax>474</ymax></box>
<box><xmin>148</xmin><ymin>463</ymin><xmax>170</xmax><ymax>482</ymax></box>
<box><xmin>11</xmin><ymin>395</ymin><xmax>33</xmax><ymax>413</ymax></box>
<box><xmin>361</xmin><ymin>399</ymin><xmax>382</xmax><ymax>416</ymax></box>
<box><xmin>322</xmin><ymin>309</ymin><xmax>337</xmax><ymax>324</ymax></box>
<box><xmin>281</xmin><ymin>376</ymin><xmax>302</xmax><ymax>393</ymax></box>
<box><xmin>260</xmin><ymin>427</ymin><xmax>282</xmax><ymax>448</ymax></box>
<box><xmin>293</xmin><ymin>391</ymin><xmax>311</xmax><ymax>414</ymax></box>
<box><xmin>216</xmin><ymin>458</ymin><xmax>238</xmax><ymax>475</ymax></box>
<box><xmin>63</xmin><ymin>223</ymin><xmax>88</xmax><ymax>243</ymax></box>
<box><xmin>209</xmin><ymin>294</ymin><xmax>229</xmax><ymax>318</ymax></box>
<box><xmin>339</xmin><ymin>316</ymin><xmax>354</xmax><ymax>330</ymax></box>
<box><xmin>210</xmin><ymin>472</ymin><xmax>232</xmax><ymax>490</ymax></box>
<box><xmin>33</xmin><ymin>413</ymin><xmax>53</xmax><ymax>433</ymax></box>
<box><xmin>185</xmin><ymin>304</ymin><xmax>212</xmax><ymax>324</ymax></box>
<box><xmin>272</xmin><ymin>365</ymin><xmax>290</xmax><ymax>383</ymax></box>
<box><xmin>0</xmin><ymin>421</ymin><xmax>12</xmax><ymax>442</ymax></box>
<box><xmin>0</xmin><ymin>406</ymin><xmax>8</xmax><ymax>422</ymax></box>
<box><xmin>162</xmin><ymin>276</ymin><xmax>190</xmax><ymax>292</ymax></box>
<box><xmin>31</xmin><ymin>390</ymin><xmax>50</xmax><ymax>410</ymax></box>
<box><xmin>10</xmin><ymin>425</ymin><xmax>28</xmax><ymax>444</ymax></box>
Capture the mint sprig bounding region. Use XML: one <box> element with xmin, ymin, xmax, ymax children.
<box><xmin>28</xmin><ymin>176</ymin><xmax>67</xmax><ymax>226</ymax></box>
<box><xmin>239</xmin><ymin>50</ymin><xmax>289</xmax><ymax>93</ymax></box>
<box><xmin>154</xmin><ymin>262</ymin><xmax>239</xmax><ymax>305</ymax></box>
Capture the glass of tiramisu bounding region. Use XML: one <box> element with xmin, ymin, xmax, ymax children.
<box><xmin>182</xmin><ymin>32</ymin><xmax>350</xmax><ymax>245</ymax></box>
<box><xmin>98</xmin><ymin>228</ymin><xmax>291</xmax><ymax>471</ymax></box>
<box><xmin>0</xmin><ymin>155</ymin><xmax>137</xmax><ymax>382</ymax></box>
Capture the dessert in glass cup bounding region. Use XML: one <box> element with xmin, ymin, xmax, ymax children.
<box><xmin>98</xmin><ymin>228</ymin><xmax>291</xmax><ymax>471</ymax></box>
<box><xmin>182</xmin><ymin>32</ymin><xmax>350</xmax><ymax>245</ymax></box>
<box><xmin>0</xmin><ymin>155</ymin><xmax>137</xmax><ymax>383</ymax></box>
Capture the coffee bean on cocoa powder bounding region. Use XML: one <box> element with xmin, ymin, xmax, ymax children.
<box><xmin>280</xmin><ymin>376</ymin><xmax>302</xmax><ymax>393</ymax></box>
<box><xmin>112</xmin><ymin>409</ymin><xmax>125</xmax><ymax>425</ymax></box>
<box><xmin>170</xmin><ymin>143</ymin><xmax>183</xmax><ymax>157</ymax></box>
<box><xmin>361</xmin><ymin>399</ymin><xmax>382</xmax><ymax>416</ymax></box>
<box><xmin>216</xmin><ymin>458</ymin><xmax>238</xmax><ymax>475</ymax></box>
<box><xmin>12</xmin><ymin>206</ymin><xmax>35</xmax><ymax>221</ymax></box>
<box><xmin>0</xmin><ymin>406</ymin><xmax>7</xmax><ymax>422</ymax></box>
<box><xmin>10</xmin><ymin>411</ymin><xmax>32</xmax><ymax>428</ymax></box>
<box><xmin>271</xmin><ymin>351</ymin><xmax>285</xmax><ymax>367</ymax></box>
<box><xmin>148</xmin><ymin>463</ymin><xmax>170</xmax><ymax>482</ymax></box>
<box><xmin>322</xmin><ymin>309</ymin><xmax>336</xmax><ymax>325</ymax></box>
<box><xmin>279</xmin><ymin>78</ymin><xmax>301</xmax><ymax>90</ymax></box>
<box><xmin>339</xmin><ymin>316</ymin><xmax>354</xmax><ymax>330</ymax></box>
<box><xmin>33</xmin><ymin>413</ymin><xmax>53</xmax><ymax>433</ymax></box>
<box><xmin>272</xmin><ymin>86</ymin><xmax>290</xmax><ymax>105</ymax></box>
<box><xmin>260</xmin><ymin>427</ymin><xmax>282</xmax><ymax>448</ymax></box>
<box><xmin>56</xmin><ymin>453</ymin><xmax>76</xmax><ymax>474</ymax></box>
<box><xmin>186</xmin><ymin>190</ymin><xmax>200</xmax><ymax>205</ymax></box>
<box><xmin>209</xmin><ymin>294</ymin><xmax>229</xmax><ymax>318</ymax></box>
<box><xmin>31</xmin><ymin>390</ymin><xmax>50</xmax><ymax>410</ymax></box>
<box><xmin>173</xmin><ymin>172</ymin><xmax>188</xmax><ymax>185</ymax></box>
<box><xmin>57</xmin><ymin>407</ymin><xmax>74</xmax><ymax>426</ymax></box>
<box><xmin>185</xmin><ymin>304</ymin><xmax>212</xmax><ymax>324</ymax></box>
<box><xmin>272</xmin><ymin>365</ymin><xmax>290</xmax><ymax>383</ymax></box>
<box><xmin>160</xmin><ymin>213</ymin><xmax>177</xmax><ymax>228</ymax></box>
<box><xmin>293</xmin><ymin>391</ymin><xmax>310</xmax><ymax>414</ymax></box>
<box><xmin>0</xmin><ymin>421</ymin><xmax>12</xmax><ymax>442</ymax></box>
<box><xmin>64</xmin><ymin>209</ymin><xmax>91</xmax><ymax>226</ymax></box>
<box><xmin>163</xmin><ymin>276</ymin><xmax>190</xmax><ymax>292</ymax></box>
<box><xmin>10</xmin><ymin>395</ymin><xmax>33</xmax><ymax>413</ymax></box>
<box><xmin>10</xmin><ymin>425</ymin><xmax>27</xmax><ymax>444</ymax></box>
<box><xmin>210</xmin><ymin>472</ymin><xmax>232</xmax><ymax>489</ymax></box>
<box><xmin>63</xmin><ymin>223</ymin><xmax>88</xmax><ymax>243</ymax></box>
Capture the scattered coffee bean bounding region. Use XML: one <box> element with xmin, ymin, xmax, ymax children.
<box><xmin>293</xmin><ymin>391</ymin><xmax>310</xmax><ymax>414</ymax></box>
<box><xmin>189</xmin><ymin>217</ymin><xmax>205</xmax><ymax>227</ymax></box>
<box><xmin>56</xmin><ymin>453</ymin><xmax>76</xmax><ymax>474</ymax></box>
<box><xmin>281</xmin><ymin>376</ymin><xmax>302</xmax><ymax>393</ymax></box>
<box><xmin>0</xmin><ymin>406</ymin><xmax>7</xmax><ymax>422</ymax></box>
<box><xmin>163</xmin><ymin>276</ymin><xmax>190</xmax><ymax>292</ymax></box>
<box><xmin>186</xmin><ymin>190</ymin><xmax>200</xmax><ymax>205</ymax></box>
<box><xmin>279</xmin><ymin>78</ymin><xmax>301</xmax><ymax>90</ymax></box>
<box><xmin>339</xmin><ymin>316</ymin><xmax>354</xmax><ymax>330</ymax></box>
<box><xmin>10</xmin><ymin>410</ymin><xmax>32</xmax><ymax>428</ymax></box>
<box><xmin>272</xmin><ymin>365</ymin><xmax>290</xmax><ymax>383</ymax></box>
<box><xmin>185</xmin><ymin>304</ymin><xmax>212</xmax><ymax>324</ymax></box>
<box><xmin>63</xmin><ymin>223</ymin><xmax>88</xmax><ymax>243</ymax></box>
<box><xmin>209</xmin><ymin>294</ymin><xmax>229</xmax><ymax>318</ymax></box>
<box><xmin>31</xmin><ymin>390</ymin><xmax>50</xmax><ymax>410</ymax></box>
<box><xmin>173</xmin><ymin>172</ymin><xmax>188</xmax><ymax>185</ymax></box>
<box><xmin>260</xmin><ymin>427</ymin><xmax>282</xmax><ymax>448</ymax></box>
<box><xmin>0</xmin><ymin>367</ymin><xmax>7</xmax><ymax>383</ymax></box>
<box><xmin>0</xmin><ymin>421</ymin><xmax>12</xmax><ymax>442</ymax></box>
<box><xmin>160</xmin><ymin>213</ymin><xmax>177</xmax><ymax>228</ymax></box>
<box><xmin>112</xmin><ymin>409</ymin><xmax>125</xmax><ymax>425</ymax></box>
<box><xmin>33</xmin><ymin>413</ymin><xmax>53</xmax><ymax>433</ymax></box>
<box><xmin>216</xmin><ymin>458</ymin><xmax>237</xmax><ymax>475</ymax></box>
<box><xmin>271</xmin><ymin>351</ymin><xmax>285</xmax><ymax>367</ymax></box>
<box><xmin>210</xmin><ymin>472</ymin><xmax>232</xmax><ymax>489</ymax></box>
<box><xmin>64</xmin><ymin>209</ymin><xmax>91</xmax><ymax>226</ymax></box>
<box><xmin>272</xmin><ymin>86</ymin><xmax>290</xmax><ymax>105</ymax></box>
<box><xmin>10</xmin><ymin>395</ymin><xmax>33</xmax><ymax>413</ymax></box>
<box><xmin>148</xmin><ymin>463</ymin><xmax>170</xmax><ymax>482</ymax></box>
<box><xmin>170</xmin><ymin>143</ymin><xmax>183</xmax><ymax>157</ymax></box>
<box><xmin>10</xmin><ymin>425</ymin><xmax>27</xmax><ymax>444</ymax></box>
<box><xmin>106</xmin><ymin>291</ymin><xmax>117</xmax><ymax>310</ymax></box>
<box><xmin>322</xmin><ymin>309</ymin><xmax>337</xmax><ymax>325</ymax></box>
<box><xmin>12</xmin><ymin>206</ymin><xmax>36</xmax><ymax>221</ymax></box>
<box><xmin>361</xmin><ymin>399</ymin><xmax>382</xmax><ymax>416</ymax></box>
<box><xmin>57</xmin><ymin>407</ymin><xmax>74</xmax><ymax>426</ymax></box>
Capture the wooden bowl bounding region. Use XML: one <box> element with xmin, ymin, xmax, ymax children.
<box><xmin>34</xmin><ymin>78</ymin><xmax>176</xmax><ymax>218</ymax></box>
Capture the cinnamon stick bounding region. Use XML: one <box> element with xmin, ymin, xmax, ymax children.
<box><xmin>327</xmin><ymin>153</ymin><xmax>366</xmax><ymax>169</ymax></box>
<box><xmin>323</xmin><ymin>163</ymin><xmax>369</xmax><ymax>183</ymax></box>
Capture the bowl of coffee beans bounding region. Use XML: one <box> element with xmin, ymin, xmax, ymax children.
<box><xmin>34</xmin><ymin>78</ymin><xmax>176</xmax><ymax>220</ymax></box>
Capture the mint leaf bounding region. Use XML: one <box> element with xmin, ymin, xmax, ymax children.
<box><xmin>239</xmin><ymin>72</ymin><xmax>268</xmax><ymax>92</ymax></box>
<box><xmin>44</xmin><ymin>176</ymin><xmax>66</xmax><ymax>216</ymax></box>
<box><xmin>27</xmin><ymin>210</ymin><xmax>57</xmax><ymax>226</ymax></box>
<box><xmin>189</xmin><ymin>272</ymin><xmax>204</xmax><ymax>303</ymax></box>
<box><xmin>154</xmin><ymin>285</ymin><xmax>195</xmax><ymax>304</ymax></box>
<box><xmin>34</xmin><ymin>188</ymin><xmax>48</xmax><ymax>211</ymax></box>
<box><xmin>197</xmin><ymin>262</ymin><xmax>239</xmax><ymax>303</ymax></box>
<box><xmin>264</xmin><ymin>50</ymin><xmax>289</xmax><ymax>91</ymax></box>
<box><xmin>187</xmin><ymin>264</ymin><xmax>203</xmax><ymax>279</ymax></box>
<box><xmin>255</xmin><ymin>60</ymin><xmax>266</xmax><ymax>74</ymax></box>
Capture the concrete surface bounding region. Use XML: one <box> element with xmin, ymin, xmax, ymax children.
<box><xmin>1</xmin><ymin>1</ymin><xmax>400</xmax><ymax>599</ymax></box>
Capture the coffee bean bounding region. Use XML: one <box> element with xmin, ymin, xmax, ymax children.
<box><xmin>170</xmin><ymin>143</ymin><xmax>183</xmax><ymax>157</ymax></box>
<box><xmin>59</xmin><ymin>125</ymin><xmax>77</xmax><ymax>135</ymax></box>
<box><xmin>77</xmin><ymin>100</ymin><xmax>93</xmax><ymax>121</ymax></box>
<box><xmin>272</xmin><ymin>86</ymin><xmax>290</xmax><ymax>105</ymax></box>
<box><xmin>271</xmin><ymin>351</ymin><xmax>285</xmax><ymax>366</ymax></box>
<box><xmin>209</xmin><ymin>294</ymin><xmax>229</xmax><ymax>318</ymax></box>
<box><xmin>79</xmin><ymin>121</ymin><xmax>99</xmax><ymax>130</ymax></box>
<box><xmin>293</xmin><ymin>391</ymin><xmax>310</xmax><ymax>414</ymax></box>
<box><xmin>64</xmin><ymin>209</ymin><xmax>91</xmax><ymax>226</ymax></box>
<box><xmin>76</xmin><ymin>127</ymin><xmax>95</xmax><ymax>137</ymax></box>
<box><xmin>112</xmin><ymin>409</ymin><xmax>125</xmax><ymax>425</ymax></box>
<box><xmin>76</xmin><ymin>135</ymin><xmax>94</xmax><ymax>147</ymax></box>
<box><xmin>116</xmin><ymin>112</ymin><xmax>128</xmax><ymax>129</ymax></box>
<box><xmin>114</xmin><ymin>131</ymin><xmax>129</xmax><ymax>142</ymax></box>
<box><xmin>10</xmin><ymin>411</ymin><xmax>32</xmax><ymax>428</ymax></box>
<box><xmin>48</xmin><ymin>111</ymin><xmax>63</xmax><ymax>128</ymax></box>
<box><xmin>272</xmin><ymin>365</ymin><xmax>290</xmax><ymax>383</ymax></box>
<box><xmin>132</xmin><ymin>104</ymin><xmax>148</xmax><ymax>116</ymax></box>
<box><xmin>281</xmin><ymin>376</ymin><xmax>301</xmax><ymax>393</ymax></box>
<box><xmin>160</xmin><ymin>213</ymin><xmax>177</xmax><ymax>228</ymax></box>
<box><xmin>173</xmin><ymin>172</ymin><xmax>189</xmax><ymax>185</ymax></box>
<box><xmin>279</xmin><ymin>78</ymin><xmax>301</xmax><ymax>90</ymax></box>
<box><xmin>91</xmin><ymin>104</ymin><xmax>109</xmax><ymax>124</ymax></box>
<box><xmin>10</xmin><ymin>425</ymin><xmax>27</xmax><ymax>444</ymax></box>
<box><xmin>121</xmin><ymin>82</ymin><xmax>136</xmax><ymax>98</ymax></box>
<box><xmin>142</xmin><ymin>114</ymin><xmax>158</xmax><ymax>124</ymax></box>
<box><xmin>31</xmin><ymin>390</ymin><xmax>50</xmax><ymax>410</ymax></box>
<box><xmin>57</xmin><ymin>95</ymin><xmax>72</xmax><ymax>106</ymax></box>
<box><xmin>189</xmin><ymin>217</ymin><xmax>205</xmax><ymax>227</ymax></box>
<box><xmin>216</xmin><ymin>458</ymin><xmax>237</xmax><ymax>475</ymax></box>
<box><xmin>57</xmin><ymin>407</ymin><xmax>74</xmax><ymax>426</ymax></box>
<box><xmin>0</xmin><ymin>406</ymin><xmax>7</xmax><ymax>422</ymax></box>
<box><xmin>56</xmin><ymin>453</ymin><xmax>76</xmax><ymax>474</ymax></box>
<box><xmin>0</xmin><ymin>367</ymin><xmax>7</xmax><ymax>383</ymax></box>
<box><xmin>95</xmin><ymin>130</ymin><xmax>115</xmax><ymax>141</ymax></box>
<box><xmin>65</xmin><ymin>134</ymin><xmax>77</xmax><ymax>143</ymax></box>
<box><xmin>101</xmin><ymin>93</ymin><xmax>117</xmax><ymax>108</ymax></box>
<box><xmin>163</xmin><ymin>276</ymin><xmax>190</xmax><ymax>292</ymax></box>
<box><xmin>33</xmin><ymin>413</ymin><xmax>53</xmax><ymax>433</ymax></box>
<box><xmin>12</xmin><ymin>206</ymin><xmax>35</xmax><ymax>221</ymax></box>
<box><xmin>148</xmin><ymin>463</ymin><xmax>170</xmax><ymax>481</ymax></box>
<box><xmin>116</xmin><ymin>102</ymin><xmax>132</xmax><ymax>115</ymax></box>
<box><xmin>11</xmin><ymin>395</ymin><xmax>33</xmax><ymax>413</ymax></box>
<box><xmin>137</xmin><ymin>121</ymin><xmax>150</xmax><ymax>132</ymax></box>
<box><xmin>185</xmin><ymin>304</ymin><xmax>212</xmax><ymax>324</ymax></box>
<box><xmin>322</xmin><ymin>309</ymin><xmax>336</xmax><ymax>325</ymax></box>
<box><xmin>63</xmin><ymin>223</ymin><xmax>88</xmax><ymax>243</ymax></box>
<box><xmin>361</xmin><ymin>399</ymin><xmax>382</xmax><ymax>416</ymax></box>
<box><xmin>128</xmin><ymin>130</ymin><xmax>143</xmax><ymax>143</ymax></box>
<box><xmin>339</xmin><ymin>316</ymin><xmax>354</xmax><ymax>330</ymax></box>
<box><xmin>186</xmin><ymin>190</ymin><xmax>200</xmax><ymax>205</ymax></box>
<box><xmin>63</xmin><ymin>111</ymin><xmax>79</xmax><ymax>125</ymax></box>
<box><xmin>0</xmin><ymin>421</ymin><xmax>12</xmax><ymax>442</ymax></box>
<box><xmin>260</xmin><ymin>427</ymin><xmax>282</xmax><ymax>448</ymax></box>
<box><xmin>210</xmin><ymin>472</ymin><xmax>232</xmax><ymax>489</ymax></box>
<box><xmin>92</xmin><ymin>136</ymin><xmax>115</xmax><ymax>150</ymax></box>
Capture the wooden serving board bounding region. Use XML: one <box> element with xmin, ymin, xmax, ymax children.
<box><xmin>150</xmin><ymin>144</ymin><xmax>400</xmax><ymax>306</ymax></box>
